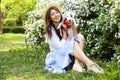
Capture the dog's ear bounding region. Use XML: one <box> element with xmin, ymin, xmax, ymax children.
<box><xmin>71</xmin><ymin>12</ymin><xmax>75</xmax><ymax>17</ymax></box>
<box><xmin>63</xmin><ymin>11</ymin><xmax>68</xmax><ymax>17</ymax></box>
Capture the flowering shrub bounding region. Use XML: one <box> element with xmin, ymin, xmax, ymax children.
<box><xmin>25</xmin><ymin>1</ymin><xmax>45</xmax><ymax>48</ymax></box>
<box><xmin>113</xmin><ymin>45</ymin><xmax>120</xmax><ymax>69</ymax></box>
<box><xmin>61</xmin><ymin>0</ymin><xmax>119</xmax><ymax>60</ymax></box>
<box><xmin>25</xmin><ymin>0</ymin><xmax>119</xmax><ymax>60</ymax></box>
<box><xmin>111</xmin><ymin>0</ymin><xmax>120</xmax><ymax>69</ymax></box>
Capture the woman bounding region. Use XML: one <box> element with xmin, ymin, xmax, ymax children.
<box><xmin>43</xmin><ymin>3</ymin><xmax>104</xmax><ymax>73</ymax></box>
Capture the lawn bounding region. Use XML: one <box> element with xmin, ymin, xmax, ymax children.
<box><xmin>0</xmin><ymin>33</ymin><xmax>119</xmax><ymax>80</ymax></box>
<box><xmin>0</xmin><ymin>33</ymin><xmax>25</xmax><ymax>51</ymax></box>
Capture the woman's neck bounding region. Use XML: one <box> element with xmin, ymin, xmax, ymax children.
<box><xmin>53</xmin><ymin>22</ymin><xmax>59</xmax><ymax>27</ymax></box>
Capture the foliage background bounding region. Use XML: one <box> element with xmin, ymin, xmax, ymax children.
<box><xmin>25</xmin><ymin>0</ymin><xmax>119</xmax><ymax>62</ymax></box>
<box><xmin>0</xmin><ymin>0</ymin><xmax>120</xmax><ymax>79</ymax></box>
<box><xmin>1</xmin><ymin>0</ymin><xmax>36</xmax><ymax>26</ymax></box>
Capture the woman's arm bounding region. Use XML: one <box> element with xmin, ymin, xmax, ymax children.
<box><xmin>62</xmin><ymin>30</ymin><xmax>68</xmax><ymax>40</ymax></box>
<box><xmin>71</xmin><ymin>25</ymin><xmax>77</xmax><ymax>36</ymax></box>
<box><xmin>61</xmin><ymin>24</ymin><xmax>68</xmax><ymax>40</ymax></box>
<box><xmin>46</xmin><ymin>29</ymin><xmax>67</xmax><ymax>48</ymax></box>
<box><xmin>70</xmin><ymin>21</ymin><xmax>78</xmax><ymax>36</ymax></box>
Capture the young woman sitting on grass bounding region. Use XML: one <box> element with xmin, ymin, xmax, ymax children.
<box><xmin>43</xmin><ymin>3</ymin><xmax>104</xmax><ymax>74</ymax></box>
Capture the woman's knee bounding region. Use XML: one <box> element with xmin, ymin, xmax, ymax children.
<box><xmin>73</xmin><ymin>42</ymin><xmax>82</xmax><ymax>53</ymax></box>
<box><xmin>73</xmin><ymin>42</ymin><xmax>84</xmax><ymax>57</ymax></box>
<box><xmin>77</xmin><ymin>33</ymin><xmax>85</xmax><ymax>41</ymax></box>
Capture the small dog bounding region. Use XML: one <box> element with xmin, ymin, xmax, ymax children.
<box><xmin>57</xmin><ymin>11</ymin><xmax>78</xmax><ymax>29</ymax></box>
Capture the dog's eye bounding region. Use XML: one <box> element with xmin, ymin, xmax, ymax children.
<box><xmin>70</xmin><ymin>14</ymin><xmax>72</xmax><ymax>17</ymax></box>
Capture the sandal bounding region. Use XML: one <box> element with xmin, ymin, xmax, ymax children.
<box><xmin>87</xmin><ymin>63</ymin><xmax>104</xmax><ymax>73</ymax></box>
<box><xmin>72</xmin><ymin>63</ymin><xmax>85</xmax><ymax>72</ymax></box>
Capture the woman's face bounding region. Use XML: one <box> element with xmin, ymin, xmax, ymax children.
<box><xmin>50</xmin><ymin>9</ymin><xmax>61</xmax><ymax>24</ymax></box>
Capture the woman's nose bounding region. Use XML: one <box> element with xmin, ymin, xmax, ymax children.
<box><xmin>55</xmin><ymin>13</ymin><xmax>58</xmax><ymax>16</ymax></box>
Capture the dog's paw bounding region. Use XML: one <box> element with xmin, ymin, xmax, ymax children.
<box><xmin>75</xmin><ymin>23</ymin><xmax>79</xmax><ymax>27</ymax></box>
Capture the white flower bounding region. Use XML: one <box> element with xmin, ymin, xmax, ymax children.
<box><xmin>118</xmin><ymin>59</ymin><xmax>120</xmax><ymax>63</ymax></box>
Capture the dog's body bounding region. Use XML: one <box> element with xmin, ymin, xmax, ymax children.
<box><xmin>57</xmin><ymin>11</ymin><xmax>78</xmax><ymax>29</ymax></box>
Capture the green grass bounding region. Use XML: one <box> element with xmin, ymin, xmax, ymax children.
<box><xmin>0</xmin><ymin>48</ymin><xmax>119</xmax><ymax>80</ymax></box>
<box><xmin>0</xmin><ymin>33</ymin><xmax>25</xmax><ymax>51</ymax></box>
<box><xmin>0</xmin><ymin>33</ymin><xmax>119</xmax><ymax>80</ymax></box>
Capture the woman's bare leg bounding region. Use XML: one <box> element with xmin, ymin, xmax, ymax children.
<box><xmin>74</xmin><ymin>33</ymin><xmax>85</xmax><ymax>63</ymax></box>
<box><xmin>73</xmin><ymin>41</ymin><xmax>104</xmax><ymax>73</ymax></box>
<box><xmin>77</xmin><ymin>33</ymin><xmax>85</xmax><ymax>50</ymax></box>
<box><xmin>73</xmin><ymin>41</ymin><xmax>93</xmax><ymax>66</ymax></box>
<box><xmin>72</xmin><ymin>33</ymin><xmax>85</xmax><ymax>72</ymax></box>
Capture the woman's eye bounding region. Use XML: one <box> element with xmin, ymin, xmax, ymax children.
<box><xmin>56</xmin><ymin>11</ymin><xmax>59</xmax><ymax>14</ymax></box>
<box><xmin>51</xmin><ymin>13</ymin><xmax>55</xmax><ymax>16</ymax></box>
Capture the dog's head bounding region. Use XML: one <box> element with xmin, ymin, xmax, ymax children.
<box><xmin>57</xmin><ymin>11</ymin><xmax>76</xmax><ymax>29</ymax></box>
<box><xmin>63</xmin><ymin>11</ymin><xmax>75</xmax><ymax>22</ymax></box>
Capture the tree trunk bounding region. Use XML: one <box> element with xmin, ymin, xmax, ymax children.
<box><xmin>0</xmin><ymin>0</ymin><xmax>3</xmax><ymax>34</ymax></box>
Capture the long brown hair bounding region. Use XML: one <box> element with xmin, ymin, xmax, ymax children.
<box><xmin>44</xmin><ymin>6</ymin><xmax>62</xmax><ymax>39</ymax></box>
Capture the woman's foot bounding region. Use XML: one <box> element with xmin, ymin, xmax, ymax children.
<box><xmin>72</xmin><ymin>63</ymin><xmax>85</xmax><ymax>72</ymax></box>
<box><xmin>87</xmin><ymin>63</ymin><xmax>104</xmax><ymax>73</ymax></box>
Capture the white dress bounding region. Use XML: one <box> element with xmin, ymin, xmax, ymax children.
<box><xmin>45</xmin><ymin>27</ymin><xmax>79</xmax><ymax>73</ymax></box>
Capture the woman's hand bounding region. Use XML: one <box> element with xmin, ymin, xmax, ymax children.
<box><xmin>69</xmin><ymin>21</ymin><xmax>78</xmax><ymax>36</ymax></box>
<box><xmin>62</xmin><ymin>30</ymin><xmax>67</xmax><ymax>40</ymax></box>
<box><xmin>69</xmin><ymin>21</ymin><xmax>76</xmax><ymax>29</ymax></box>
<box><xmin>61</xmin><ymin>24</ymin><xmax>68</xmax><ymax>31</ymax></box>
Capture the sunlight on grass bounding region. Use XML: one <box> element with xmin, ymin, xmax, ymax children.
<box><xmin>6</xmin><ymin>76</ymin><xmax>46</xmax><ymax>80</ymax></box>
<box><xmin>6</xmin><ymin>76</ymin><xmax>26</xmax><ymax>80</ymax></box>
<box><xmin>0</xmin><ymin>33</ymin><xmax>25</xmax><ymax>51</ymax></box>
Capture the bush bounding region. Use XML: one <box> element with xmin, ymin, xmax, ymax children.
<box><xmin>3</xmin><ymin>27</ymin><xmax>11</xmax><ymax>33</ymax></box>
<box><xmin>25</xmin><ymin>1</ymin><xmax>45</xmax><ymax>48</ymax></box>
<box><xmin>113</xmin><ymin>45</ymin><xmax>120</xmax><ymax>69</ymax></box>
<box><xmin>3</xmin><ymin>26</ymin><xmax>25</xmax><ymax>33</ymax></box>
<box><xmin>25</xmin><ymin>0</ymin><xmax>119</xmax><ymax>60</ymax></box>
<box><xmin>62</xmin><ymin>0</ymin><xmax>119</xmax><ymax>60</ymax></box>
<box><xmin>11</xmin><ymin>27</ymin><xmax>25</xmax><ymax>33</ymax></box>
